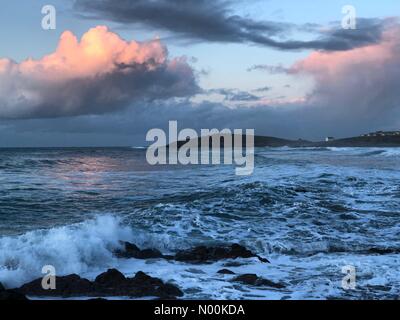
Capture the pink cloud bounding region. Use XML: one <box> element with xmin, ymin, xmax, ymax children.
<box><xmin>291</xmin><ymin>23</ymin><xmax>400</xmax><ymax>102</ymax></box>
<box><xmin>0</xmin><ymin>26</ymin><xmax>198</xmax><ymax>118</ymax></box>
<box><xmin>286</xmin><ymin>22</ymin><xmax>400</xmax><ymax>132</ymax></box>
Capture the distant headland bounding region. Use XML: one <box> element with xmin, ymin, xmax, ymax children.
<box><xmin>172</xmin><ymin>130</ymin><xmax>400</xmax><ymax>148</ymax></box>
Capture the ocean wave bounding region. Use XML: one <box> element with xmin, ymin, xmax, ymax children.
<box><xmin>0</xmin><ymin>158</ymin><xmax>80</xmax><ymax>170</ymax></box>
<box><xmin>381</xmin><ymin>149</ymin><xmax>400</xmax><ymax>157</ymax></box>
<box><xmin>326</xmin><ymin>147</ymin><xmax>400</xmax><ymax>157</ymax></box>
<box><xmin>360</xmin><ymin>150</ymin><xmax>387</xmax><ymax>157</ymax></box>
<box><xmin>262</xmin><ymin>239</ymin><xmax>400</xmax><ymax>257</ymax></box>
<box><xmin>326</xmin><ymin>147</ymin><xmax>355</xmax><ymax>152</ymax></box>
<box><xmin>294</xmin><ymin>147</ymin><xmax>332</xmax><ymax>152</ymax></box>
<box><xmin>0</xmin><ymin>215</ymin><xmax>133</xmax><ymax>288</ymax></box>
<box><xmin>356</xmin><ymin>148</ymin><xmax>400</xmax><ymax>157</ymax></box>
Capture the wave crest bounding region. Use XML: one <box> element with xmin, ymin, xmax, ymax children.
<box><xmin>0</xmin><ymin>214</ymin><xmax>132</xmax><ymax>288</ymax></box>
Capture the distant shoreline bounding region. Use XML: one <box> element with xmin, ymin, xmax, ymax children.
<box><xmin>0</xmin><ymin>134</ymin><xmax>400</xmax><ymax>149</ymax></box>
<box><xmin>170</xmin><ymin>133</ymin><xmax>400</xmax><ymax>149</ymax></box>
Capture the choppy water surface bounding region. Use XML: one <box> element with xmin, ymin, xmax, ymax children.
<box><xmin>0</xmin><ymin>147</ymin><xmax>399</xmax><ymax>299</ymax></box>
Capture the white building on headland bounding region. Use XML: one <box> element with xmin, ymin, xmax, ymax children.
<box><xmin>361</xmin><ymin>131</ymin><xmax>400</xmax><ymax>137</ymax></box>
<box><xmin>325</xmin><ymin>137</ymin><xmax>335</xmax><ymax>142</ymax></box>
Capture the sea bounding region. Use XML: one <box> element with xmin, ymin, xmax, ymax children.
<box><xmin>0</xmin><ymin>146</ymin><xmax>399</xmax><ymax>299</ymax></box>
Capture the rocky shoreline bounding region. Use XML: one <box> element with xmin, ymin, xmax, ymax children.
<box><xmin>0</xmin><ymin>243</ymin><xmax>278</xmax><ymax>300</ymax></box>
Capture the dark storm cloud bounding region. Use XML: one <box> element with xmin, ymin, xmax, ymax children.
<box><xmin>253</xmin><ymin>86</ymin><xmax>271</xmax><ymax>93</ymax></box>
<box><xmin>207</xmin><ymin>88</ymin><xmax>261</xmax><ymax>102</ymax></box>
<box><xmin>247</xmin><ymin>64</ymin><xmax>289</xmax><ymax>74</ymax></box>
<box><xmin>24</xmin><ymin>62</ymin><xmax>199</xmax><ymax>119</ymax></box>
<box><xmin>74</xmin><ymin>0</ymin><xmax>387</xmax><ymax>51</ymax></box>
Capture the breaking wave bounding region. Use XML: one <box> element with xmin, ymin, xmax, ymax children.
<box><xmin>0</xmin><ymin>215</ymin><xmax>132</xmax><ymax>288</ymax></box>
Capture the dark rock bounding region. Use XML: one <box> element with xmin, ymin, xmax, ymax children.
<box><xmin>16</xmin><ymin>270</ymin><xmax>183</xmax><ymax>299</ymax></box>
<box><xmin>174</xmin><ymin>244</ymin><xmax>270</xmax><ymax>264</ymax></box>
<box><xmin>18</xmin><ymin>274</ymin><xmax>94</xmax><ymax>297</ymax></box>
<box><xmin>114</xmin><ymin>242</ymin><xmax>164</xmax><ymax>259</ymax></box>
<box><xmin>217</xmin><ymin>269</ymin><xmax>236</xmax><ymax>275</ymax></box>
<box><xmin>0</xmin><ymin>289</ymin><xmax>28</xmax><ymax>301</ymax></box>
<box><xmin>114</xmin><ymin>242</ymin><xmax>269</xmax><ymax>264</ymax></box>
<box><xmin>94</xmin><ymin>269</ymin><xmax>126</xmax><ymax>287</ymax></box>
<box><xmin>118</xmin><ymin>271</ymin><xmax>183</xmax><ymax>298</ymax></box>
<box><xmin>257</xmin><ymin>256</ymin><xmax>270</xmax><ymax>263</ymax></box>
<box><xmin>0</xmin><ymin>281</ymin><xmax>28</xmax><ymax>300</ymax></box>
<box><xmin>157</xmin><ymin>283</ymin><xmax>183</xmax><ymax>298</ymax></box>
<box><xmin>233</xmin><ymin>274</ymin><xmax>258</xmax><ymax>285</ymax></box>
<box><xmin>233</xmin><ymin>274</ymin><xmax>285</xmax><ymax>289</ymax></box>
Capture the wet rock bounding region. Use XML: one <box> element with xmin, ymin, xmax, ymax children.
<box><xmin>94</xmin><ymin>269</ymin><xmax>126</xmax><ymax>287</ymax></box>
<box><xmin>96</xmin><ymin>269</ymin><xmax>184</xmax><ymax>298</ymax></box>
<box><xmin>174</xmin><ymin>244</ymin><xmax>270</xmax><ymax>264</ymax></box>
<box><xmin>18</xmin><ymin>274</ymin><xmax>94</xmax><ymax>297</ymax></box>
<box><xmin>114</xmin><ymin>242</ymin><xmax>270</xmax><ymax>265</ymax></box>
<box><xmin>0</xmin><ymin>282</ymin><xmax>28</xmax><ymax>300</ymax></box>
<box><xmin>0</xmin><ymin>289</ymin><xmax>28</xmax><ymax>301</ymax></box>
<box><xmin>217</xmin><ymin>269</ymin><xmax>236</xmax><ymax>275</ymax></box>
<box><xmin>114</xmin><ymin>242</ymin><xmax>164</xmax><ymax>259</ymax></box>
<box><xmin>16</xmin><ymin>269</ymin><xmax>183</xmax><ymax>299</ymax></box>
<box><xmin>233</xmin><ymin>274</ymin><xmax>285</xmax><ymax>289</ymax></box>
<box><xmin>127</xmin><ymin>271</ymin><xmax>183</xmax><ymax>298</ymax></box>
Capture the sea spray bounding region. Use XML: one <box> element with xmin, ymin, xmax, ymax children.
<box><xmin>0</xmin><ymin>215</ymin><xmax>132</xmax><ymax>288</ymax></box>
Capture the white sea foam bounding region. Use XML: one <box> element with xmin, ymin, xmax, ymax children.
<box><xmin>381</xmin><ymin>148</ymin><xmax>400</xmax><ymax>156</ymax></box>
<box><xmin>325</xmin><ymin>147</ymin><xmax>400</xmax><ymax>157</ymax></box>
<box><xmin>0</xmin><ymin>214</ymin><xmax>132</xmax><ymax>288</ymax></box>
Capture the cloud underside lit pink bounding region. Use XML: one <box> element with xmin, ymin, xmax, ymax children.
<box><xmin>0</xmin><ymin>26</ymin><xmax>198</xmax><ymax>119</ymax></box>
<box><xmin>291</xmin><ymin>23</ymin><xmax>400</xmax><ymax>122</ymax></box>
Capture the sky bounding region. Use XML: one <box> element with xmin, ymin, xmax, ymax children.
<box><xmin>0</xmin><ymin>0</ymin><xmax>399</xmax><ymax>147</ymax></box>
